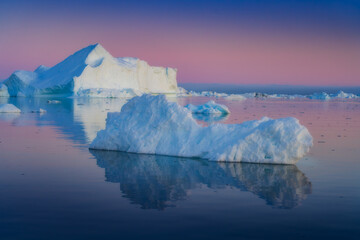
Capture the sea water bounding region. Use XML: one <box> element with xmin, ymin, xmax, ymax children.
<box><xmin>0</xmin><ymin>95</ymin><xmax>359</xmax><ymax>239</ymax></box>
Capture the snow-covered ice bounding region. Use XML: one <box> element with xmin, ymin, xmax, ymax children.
<box><xmin>185</xmin><ymin>101</ymin><xmax>230</xmax><ymax>115</ymax></box>
<box><xmin>0</xmin><ymin>104</ymin><xmax>21</xmax><ymax>113</ymax></box>
<box><xmin>90</xmin><ymin>94</ymin><xmax>313</xmax><ymax>164</ymax></box>
<box><xmin>2</xmin><ymin>44</ymin><xmax>178</xmax><ymax>97</ymax></box>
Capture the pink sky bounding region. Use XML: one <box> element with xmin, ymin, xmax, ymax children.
<box><xmin>1</xmin><ymin>1</ymin><xmax>359</xmax><ymax>86</ymax></box>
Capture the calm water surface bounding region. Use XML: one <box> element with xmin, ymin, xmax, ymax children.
<box><xmin>0</xmin><ymin>96</ymin><xmax>359</xmax><ymax>240</ymax></box>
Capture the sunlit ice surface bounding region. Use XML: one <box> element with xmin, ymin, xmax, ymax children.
<box><xmin>0</xmin><ymin>96</ymin><xmax>359</xmax><ymax>239</ymax></box>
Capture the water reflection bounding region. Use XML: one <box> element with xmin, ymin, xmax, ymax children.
<box><xmin>91</xmin><ymin>150</ymin><xmax>312</xmax><ymax>210</ymax></box>
<box><xmin>0</xmin><ymin>97</ymin><xmax>126</xmax><ymax>144</ymax></box>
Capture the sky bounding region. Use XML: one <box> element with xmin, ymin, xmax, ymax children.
<box><xmin>0</xmin><ymin>0</ymin><xmax>359</xmax><ymax>86</ymax></box>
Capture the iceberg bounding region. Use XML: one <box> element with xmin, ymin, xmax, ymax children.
<box><xmin>47</xmin><ymin>100</ymin><xmax>61</xmax><ymax>104</ymax></box>
<box><xmin>176</xmin><ymin>87</ymin><xmax>190</xmax><ymax>97</ymax></box>
<box><xmin>0</xmin><ymin>83</ymin><xmax>9</xmax><ymax>97</ymax></box>
<box><xmin>30</xmin><ymin>108</ymin><xmax>46</xmax><ymax>113</ymax></box>
<box><xmin>0</xmin><ymin>104</ymin><xmax>21</xmax><ymax>113</ymax></box>
<box><xmin>224</xmin><ymin>94</ymin><xmax>247</xmax><ymax>101</ymax></box>
<box><xmin>307</xmin><ymin>91</ymin><xmax>359</xmax><ymax>100</ymax></box>
<box><xmin>2</xmin><ymin>44</ymin><xmax>178</xmax><ymax>97</ymax></box>
<box><xmin>90</xmin><ymin>95</ymin><xmax>313</xmax><ymax>164</ymax></box>
<box><xmin>179</xmin><ymin>89</ymin><xmax>359</xmax><ymax>101</ymax></box>
<box><xmin>331</xmin><ymin>91</ymin><xmax>359</xmax><ymax>99</ymax></box>
<box><xmin>185</xmin><ymin>101</ymin><xmax>230</xmax><ymax>115</ymax></box>
<box><xmin>308</xmin><ymin>92</ymin><xmax>331</xmax><ymax>100</ymax></box>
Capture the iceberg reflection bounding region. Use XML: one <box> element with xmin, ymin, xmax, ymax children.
<box><xmin>0</xmin><ymin>97</ymin><xmax>126</xmax><ymax>144</ymax></box>
<box><xmin>91</xmin><ymin>150</ymin><xmax>312</xmax><ymax>210</ymax></box>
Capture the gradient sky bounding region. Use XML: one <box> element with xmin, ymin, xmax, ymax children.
<box><xmin>0</xmin><ymin>0</ymin><xmax>359</xmax><ymax>85</ymax></box>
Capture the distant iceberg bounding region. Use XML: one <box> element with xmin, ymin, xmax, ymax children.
<box><xmin>185</xmin><ymin>101</ymin><xmax>230</xmax><ymax>115</ymax></box>
<box><xmin>308</xmin><ymin>92</ymin><xmax>331</xmax><ymax>100</ymax></box>
<box><xmin>90</xmin><ymin>94</ymin><xmax>313</xmax><ymax>164</ymax></box>
<box><xmin>0</xmin><ymin>83</ymin><xmax>9</xmax><ymax>97</ymax></box>
<box><xmin>224</xmin><ymin>94</ymin><xmax>247</xmax><ymax>101</ymax></box>
<box><xmin>30</xmin><ymin>108</ymin><xmax>46</xmax><ymax>113</ymax></box>
<box><xmin>2</xmin><ymin>44</ymin><xmax>178</xmax><ymax>97</ymax></box>
<box><xmin>0</xmin><ymin>104</ymin><xmax>21</xmax><ymax>113</ymax></box>
<box><xmin>178</xmin><ymin>88</ymin><xmax>359</xmax><ymax>101</ymax></box>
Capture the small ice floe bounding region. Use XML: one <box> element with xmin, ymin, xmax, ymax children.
<box><xmin>308</xmin><ymin>92</ymin><xmax>331</xmax><ymax>100</ymax></box>
<box><xmin>0</xmin><ymin>83</ymin><xmax>9</xmax><ymax>97</ymax></box>
<box><xmin>307</xmin><ymin>91</ymin><xmax>359</xmax><ymax>100</ymax></box>
<box><xmin>181</xmin><ymin>89</ymin><xmax>359</xmax><ymax>101</ymax></box>
<box><xmin>0</xmin><ymin>104</ymin><xmax>21</xmax><ymax>113</ymax></box>
<box><xmin>90</xmin><ymin>94</ymin><xmax>313</xmax><ymax>164</ymax></box>
<box><xmin>331</xmin><ymin>91</ymin><xmax>358</xmax><ymax>99</ymax></box>
<box><xmin>188</xmin><ymin>91</ymin><xmax>228</xmax><ymax>98</ymax></box>
<box><xmin>185</xmin><ymin>101</ymin><xmax>230</xmax><ymax>115</ymax></box>
<box><xmin>176</xmin><ymin>87</ymin><xmax>190</xmax><ymax>97</ymax></box>
<box><xmin>30</xmin><ymin>108</ymin><xmax>46</xmax><ymax>113</ymax></box>
<box><xmin>47</xmin><ymin>100</ymin><xmax>61</xmax><ymax>104</ymax></box>
<box><xmin>223</xmin><ymin>94</ymin><xmax>247</xmax><ymax>101</ymax></box>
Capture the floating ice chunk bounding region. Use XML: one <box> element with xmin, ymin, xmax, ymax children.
<box><xmin>47</xmin><ymin>100</ymin><xmax>61</xmax><ymax>104</ymax></box>
<box><xmin>30</xmin><ymin>108</ymin><xmax>46</xmax><ymax>113</ymax></box>
<box><xmin>90</xmin><ymin>95</ymin><xmax>313</xmax><ymax>164</ymax></box>
<box><xmin>176</xmin><ymin>87</ymin><xmax>190</xmax><ymax>97</ymax></box>
<box><xmin>185</xmin><ymin>101</ymin><xmax>230</xmax><ymax>115</ymax></box>
<box><xmin>183</xmin><ymin>89</ymin><xmax>359</xmax><ymax>101</ymax></box>
<box><xmin>0</xmin><ymin>104</ymin><xmax>21</xmax><ymax>113</ymax></box>
<box><xmin>188</xmin><ymin>91</ymin><xmax>228</xmax><ymax>98</ymax></box>
<box><xmin>331</xmin><ymin>91</ymin><xmax>358</xmax><ymax>99</ymax></box>
<box><xmin>0</xmin><ymin>83</ymin><xmax>9</xmax><ymax>97</ymax></box>
<box><xmin>224</xmin><ymin>94</ymin><xmax>247</xmax><ymax>101</ymax></box>
<box><xmin>308</xmin><ymin>92</ymin><xmax>331</xmax><ymax>100</ymax></box>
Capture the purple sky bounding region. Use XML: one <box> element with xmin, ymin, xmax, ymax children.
<box><xmin>0</xmin><ymin>0</ymin><xmax>359</xmax><ymax>85</ymax></box>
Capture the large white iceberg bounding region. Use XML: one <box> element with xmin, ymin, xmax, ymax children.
<box><xmin>2</xmin><ymin>44</ymin><xmax>178</xmax><ymax>97</ymax></box>
<box><xmin>90</xmin><ymin>95</ymin><xmax>313</xmax><ymax>164</ymax></box>
<box><xmin>185</xmin><ymin>101</ymin><xmax>230</xmax><ymax>115</ymax></box>
<box><xmin>0</xmin><ymin>104</ymin><xmax>21</xmax><ymax>113</ymax></box>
